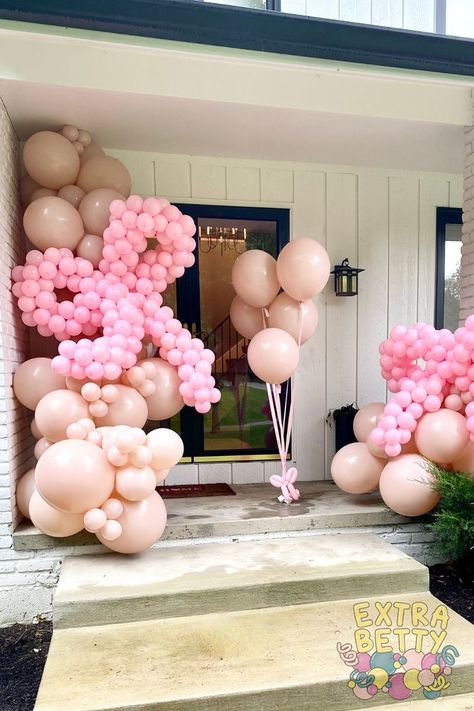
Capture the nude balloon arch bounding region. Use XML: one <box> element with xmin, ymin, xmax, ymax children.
<box><xmin>14</xmin><ymin>125</ymin><xmax>221</xmax><ymax>553</ymax></box>
<box><xmin>331</xmin><ymin>318</ymin><xmax>474</xmax><ymax>519</ymax></box>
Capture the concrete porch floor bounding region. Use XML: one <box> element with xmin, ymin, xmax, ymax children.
<box><xmin>14</xmin><ymin>481</ymin><xmax>415</xmax><ymax>551</ymax></box>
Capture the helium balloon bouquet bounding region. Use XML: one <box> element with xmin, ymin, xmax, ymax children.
<box><xmin>230</xmin><ymin>238</ymin><xmax>331</xmax><ymax>502</ymax></box>
<box><xmin>13</xmin><ymin>125</ymin><xmax>221</xmax><ymax>553</ymax></box>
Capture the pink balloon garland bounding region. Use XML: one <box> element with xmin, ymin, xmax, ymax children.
<box><xmin>371</xmin><ymin>317</ymin><xmax>474</xmax><ymax>455</ymax></box>
<box><xmin>12</xmin><ymin>195</ymin><xmax>221</xmax><ymax>413</ymax></box>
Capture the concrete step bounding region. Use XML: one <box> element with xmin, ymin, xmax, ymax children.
<box><xmin>364</xmin><ymin>692</ymin><xmax>474</xmax><ymax>710</ymax></box>
<box><xmin>35</xmin><ymin>592</ymin><xmax>474</xmax><ymax>711</ymax></box>
<box><xmin>53</xmin><ymin>533</ymin><xmax>428</xmax><ymax>628</ymax></box>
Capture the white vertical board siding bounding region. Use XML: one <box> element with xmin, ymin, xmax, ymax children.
<box><xmin>109</xmin><ymin>149</ymin><xmax>459</xmax><ymax>478</ymax></box>
<box><xmin>357</xmin><ymin>175</ymin><xmax>389</xmax><ymax>404</ymax></box>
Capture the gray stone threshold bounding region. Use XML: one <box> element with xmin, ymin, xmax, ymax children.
<box><xmin>13</xmin><ymin>481</ymin><xmax>415</xmax><ymax>551</ymax></box>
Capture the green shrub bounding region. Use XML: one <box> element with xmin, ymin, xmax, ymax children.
<box><xmin>426</xmin><ymin>461</ymin><xmax>474</xmax><ymax>563</ymax></box>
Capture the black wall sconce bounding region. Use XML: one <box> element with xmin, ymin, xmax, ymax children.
<box><xmin>330</xmin><ymin>258</ymin><xmax>364</xmax><ymax>296</ymax></box>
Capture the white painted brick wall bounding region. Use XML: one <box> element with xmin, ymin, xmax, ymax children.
<box><xmin>460</xmin><ymin>100</ymin><xmax>474</xmax><ymax>323</ymax></box>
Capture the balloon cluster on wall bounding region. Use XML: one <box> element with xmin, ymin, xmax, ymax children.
<box><xmin>230</xmin><ymin>238</ymin><xmax>331</xmax><ymax>502</ymax></box>
<box><xmin>331</xmin><ymin>317</ymin><xmax>474</xmax><ymax>518</ymax></box>
<box><xmin>14</xmin><ymin>125</ymin><xmax>221</xmax><ymax>552</ymax></box>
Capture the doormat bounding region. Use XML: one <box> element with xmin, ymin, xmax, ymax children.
<box><xmin>156</xmin><ymin>483</ymin><xmax>236</xmax><ymax>498</ymax></box>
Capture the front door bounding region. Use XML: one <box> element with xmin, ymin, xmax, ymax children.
<box><xmin>164</xmin><ymin>204</ymin><xmax>290</xmax><ymax>462</ymax></box>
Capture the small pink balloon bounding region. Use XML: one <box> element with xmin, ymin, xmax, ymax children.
<box><xmin>83</xmin><ymin>508</ymin><xmax>107</xmax><ymax>532</ymax></box>
<box><xmin>101</xmin><ymin>498</ymin><xmax>124</xmax><ymax>520</ymax></box>
<box><xmin>116</xmin><ymin>465</ymin><xmax>157</xmax><ymax>501</ymax></box>
<box><xmin>100</xmin><ymin>519</ymin><xmax>122</xmax><ymax>541</ymax></box>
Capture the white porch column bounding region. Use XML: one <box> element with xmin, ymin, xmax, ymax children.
<box><xmin>460</xmin><ymin>94</ymin><xmax>474</xmax><ymax>323</ymax></box>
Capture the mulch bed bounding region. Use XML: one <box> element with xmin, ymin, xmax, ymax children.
<box><xmin>0</xmin><ymin>562</ymin><xmax>472</xmax><ymax>710</ymax></box>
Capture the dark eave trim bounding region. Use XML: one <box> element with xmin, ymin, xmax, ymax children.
<box><xmin>1</xmin><ymin>0</ymin><xmax>474</xmax><ymax>77</ymax></box>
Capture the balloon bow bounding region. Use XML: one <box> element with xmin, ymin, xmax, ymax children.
<box><xmin>270</xmin><ymin>467</ymin><xmax>300</xmax><ymax>504</ymax></box>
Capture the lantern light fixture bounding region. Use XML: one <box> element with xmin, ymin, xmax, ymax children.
<box><xmin>330</xmin><ymin>258</ymin><xmax>364</xmax><ymax>296</ymax></box>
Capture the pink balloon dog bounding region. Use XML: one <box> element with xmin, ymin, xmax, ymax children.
<box><xmin>370</xmin><ymin>316</ymin><xmax>474</xmax><ymax>455</ymax></box>
<box><xmin>12</xmin><ymin>196</ymin><xmax>220</xmax><ymax>413</ymax></box>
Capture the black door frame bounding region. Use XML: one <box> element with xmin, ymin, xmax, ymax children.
<box><xmin>174</xmin><ymin>203</ymin><xmax>290</xmax><ymax>461</ymax></box>
<box><xmin>435</xmin><ymin>206</ymin><xmax>463</xmax><ymax>329</ymax></box>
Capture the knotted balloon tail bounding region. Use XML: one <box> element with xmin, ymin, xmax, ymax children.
<box><xmin>263</xmin><ymin>303</ymin><xmax>306</xmax><ymax>503</ymax></box>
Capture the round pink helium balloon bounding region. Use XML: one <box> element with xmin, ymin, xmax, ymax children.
<box><xmin>268</xmin><ymin>292</ymin><xmax>318</xmax><ymax>344</ymax></box>
<box><xmin>76</xmin><ymin>234</ymin><xmax>104</xmax><ymax>268</ymax></box>
<box><xmin>379</xmin><ymin>454</ymin><xmax>440</xmax><ymax>516</ymax></box>
<box><xmin>23</xmin><ymin>196</ymin><xmax>84</xmax><ymax>251</ymax></box>
<box><xmin>414</xmin><ymin>409</ymin><xmax>469</xmax><ymax>464</ymax></box>
<box><xmin>96</xmin><ymin>491</ymin><xmax>167</xmax><ymax>553</ymax></box>
<box><xmin>138</xmin><ymin>358</ymin><xmax>184</xmax><ymax>421</ymax></box>
<box><xmin>93</xmin><ymin>385</ymin><xmax>148</xmax><ymax>428</ymax></box>
<box><xmin>35</xmin><ymin>439</ymin><xmax>115</xmax><ymax>514</ymax></box>
<box><xmin>330</xmin><ymin>442</ymin><xmax>385</xmax><ymax>494</ymax></box>
<box><xmin>23</xmin><ymin>131</ymin><xmax>80</xmax><ymax>189</ymax></box>
<box><xmin>231</xmin><ymin>250</ymin><xmax>280</xmax><ymax>308</ymax></box>
<box><xmin>452</xmin><ymin>441</ymin><xmax>474</xmax><ymax>478</ymax></box>
<box><xmin>16</xmin><ymin>468</ymin><xmax>36</xmax><ymax>519</ymax></box>
<box><xmin>35</xmin><ymin>389</ymin><xmax>90</xmax><ymax>442</ymax></box>
<box><xmin>276</xmin><ymin>238</ymin><xmax>330</xmax><ymax>301</ymax></box>
<box><xmin>76</xmin><ymin>155</ymin><xmax>131</xmax><ymax>197</ymax></box>
<box><xmin>78</xmin><ymin>188</ymin><xmax>124</xmax><ymax>235</ymax></box>
<box><xmin>116</xmin><ymin>465</ymin><xmax>157</xmax><ymax>501</ymax></box>
<box><xmin>29</xmin><ymin>490</ymin><xmax>84</xmax><ymax>537</ymax></box>
<box><xmin>13</xmin><ymin>357</ymin><xmax>66</xmax><ymax>411</ymax></box>
<box><xmin>146</xmin><ymin>428</ymin><xmax>184</xmax><ymax>471</ymax></box>
<box><xmin>229</xmin><ymin>295</ymin><xmax>263</xmax><ymax>340</ymax></box>
<box><xmin>353</xmin><ymin>403</ymin><xmax>385</xmax><ymax>443</ymax></box>
<box><xmin>247</xmin><ymin>327</ymin><xmax>299</xmax><ymax>385</ymax></box>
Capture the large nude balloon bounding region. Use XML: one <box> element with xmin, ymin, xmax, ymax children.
<box><xmin>379</xmin><ymin>454</ymin><xmax>440</xmax><ymax>516</ymax></box>
<box><xmin>80</xmin><ymin>143</ymin><xmax>104</xmax><ymax>164</ymax></box>
<box><xmin>97</xmin><ymin>492</ymin><xmax>167</xmax><ymax>553</ymax></box>
<box><xmin>452</xmin><ymin>441</ymin><xmax>474</xmax><ymax>478</ymax></box>
<box><xmin>276</xmin><ymin>238</ymin><xmax>330</xmax><ymax>301</ymax></box>
<box><xmin>229</xmin><ymin>295</ymin><xmax>263</xmax><ymax>340</ymax></box>
<box><xmin>414</xmin><ymin>409</ymin><xmax>469</xmax><ymax>464</ymax></box>
<box><xmin>76</xmin><ymin>234</ymin><xmax>104</xmax><ymax>268</ymax></box>
<box><xmin>268</xmin><ymin>292</ymin><xmax>318</xmax><ymax>344</ymax></box>
<box><xmin>13</xmin><ymin>357</ymin><xmax>66</xmax><ymax>410</ymax></box>
<box><xmin>231</xmin><ymin>250</ymin><xmax>280</xmax><ymax>308</ymax></box>
<box><xmin>353</xmin><ymin>403</ymin><xmax>385</xmax><ymax>443</ymax></box>
<box><xmin>247</xmin><ymin>328</ymin><xmax>299</xmax><ymax>384</ymax></box>
<box><xmin>35</xmin><ymin>439</ymin><xmax>115</xmax><ymax>514</ymax></box>
<box><xmin>35</xmin><ymin>389</ymin><xmax>89</xmax><ymax>442</ymax></box>
<box><xmin>138</xmin><ymin>359</ymin><xmax>184</xmax><ymax>420</ymax></box>
<box><xmin>23</xmin><ymin>131</ymin><xmax>80</xmax><ymax>189</ymax></box>
<box><xmin>93</xmin><ymin>385</ymin><xmax>148</xmax><ymax>428</ymax></box>
<box><xmin>331</xmin><ymin>442</ymin><xmax>385</xmax><ymax>494</ymax></box>
<box><xmin>29</xmin><ymin>490</ymin><xmax>84</xmax><ymax>537</ymax></box>
<box><xmin>78</xmin><ymin>188</ymin><xmax>124</xmax><ymax>235</ymax></box>
<box><xmin>76</xmin><ymin>155</ymin><xmax>131</xmax><ymax>196</ymax></box>
<box><xmin>23</xmin><ymin>196</ymin><xmax>84</xmax><ymax>251</ymax></box>
<box><xmin>146</xmin><ymin>428</ymin><xmax>184</xmax><ymax>470</ymax></box>
<box><xmin>16</xmin><ymin>469</ymin><xmax>36</xmax><ymax>519</ymax></box>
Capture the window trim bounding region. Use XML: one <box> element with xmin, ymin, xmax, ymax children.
<box><xmin>1</xmin><ymin>0</ymin><xmax>474</xmax><ymax>77</ymax></box>
<box><xmin>435</xmin><ymin>206</ymin><xmax>463</xmax><ymax>330</ymax></box>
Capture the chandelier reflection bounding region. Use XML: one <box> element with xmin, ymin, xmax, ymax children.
<box><xmin>198</xmin><ymin>225</ymin><xmax>247</xmax><ymax>256</ymax></box>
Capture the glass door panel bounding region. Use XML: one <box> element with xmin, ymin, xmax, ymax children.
<box><xmin>435</xmin><ymin>208</ymin><xmax>463</xmax><ymax>331</ymax></box>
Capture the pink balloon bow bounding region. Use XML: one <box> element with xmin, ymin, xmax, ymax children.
<box><xmin>270</xmin><ymin>467</ymin><xmax>300</xmax><ymax>503</ymax></box>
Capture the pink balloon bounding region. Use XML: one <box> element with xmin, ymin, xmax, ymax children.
<box><xmin>229</xmin><ymin>295</ymin><xmax>263</xmax><ymax>339</ymax></box>
<box><xmin>101</xmin><ymin>498</ymin><xmax>124</xmax><ymax>519</ymax></box>
<box><xmin>267</xmin><ymin>292</ymin><xmax>318</xmax><ymax>344</ymax></box>
<box><xmin>83</xmin><ymin>508</ymin><xmax>107</xmax><ymax>532</ymax></box>
<box><xmin>247</xmin><ymin>328</ymin><xmax>299</xmax><ymax>384</ymax></box>
<box><xmin>29</xmin><ymin>490</ymin><xmax>84</xmax><ymax>537</ymax></box>
<box><xmin>138</xmin><ymin>358</ymin><xmax>184</xmax><ymax>420</ymax></box>
<box><xmin>35</xmin><ymin>389</ymin><xmax>90</xmax><ymax>442</ymax></box>
<box><xmin>353</xmin><ymin>403</ymin><xmax>385</xmax><ymax>443</ymax></box>
<box><xmin>34</xmin><ymin>437</ymin><xmax>52</xmax><ymax>460</ymax></box>
<box><xmin>13</xmin><ymin>357</ymin><xmax>66</xmax><ymax>410</ymax></box>
<box><xmin>115</xmin><ymin>465</ymin><xmax>157</xmax><ymax>501</ymax></box>
<box><xmin>379</xmin><ymin>454</ymin><xmax>440</xmax><ymax>516</ymax></box>
<box><xmin>23</xmin><ymin>196</ymin><xmax>84</xmax><ymax>252</ymax></box>
<box><xmin>96</xmin><ymin>492</ymin><xmax>167</xmax><ymax>553</ymax></box>
<box><xmin>146</xmin><ymin>428</ymin><xmax>184</xmax><ymax>470</ymax></box>
<box><xmin>16</xmin><ymin>468</ymin><xmax>36</xmax><ymax>518</ymax></box>
<box><xmin>35</xmin><ymin>439</ymin><xmax>115</xmax><ymax>514</ymax></box>
<box><xmin>23</xmin><ymin>131</ymin><xmax>80</xmax><ymax>189</ymax></box>
<box><xmin>414</xmin><ymin>409</ymin><xmax>469</xmax><ymax>464</ymax></box>
<box><xmin>276</xmin><ymin>238</ymin><xmax>330</xmax><ymax>301</ymax></box>
<box><xmin>331</xmin><ymin>442</ymin><xmax>385</xmax><ymax>494</ymax></box>
<box><xmin>93</xmin><ymin>385</ymin><xmax>148</xmax><ymax>428</ymax></box>
<box><xmin>231</xmin><ymin>250</ymin><xmax>280</xmax><ymax>308</ymax></box>
<box><xmin>76</xmin><ymin>234</ymin><xmax>104</xmax><ymax>268</ymax></box>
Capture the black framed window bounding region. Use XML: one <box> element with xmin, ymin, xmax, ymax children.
<box><xmin>435</xmin><ymin>206</ymin><xmax>463</xmax><ymax>331</ymax></box>
<box><xmin>157</xmin><ymin>204</ymin><xmax>290</xmax><ymax>462</ymax></box>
